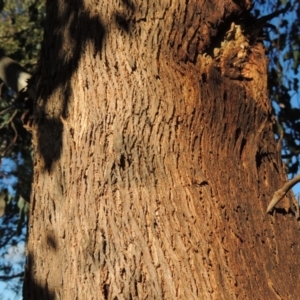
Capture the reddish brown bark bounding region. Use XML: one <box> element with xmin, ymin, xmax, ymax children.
<box><xmin>24</xmin><ymin>1</ymin><xmax>300</xmax><ymax>299</ymax></box>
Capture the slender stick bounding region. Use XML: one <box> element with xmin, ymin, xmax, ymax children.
<box><xmin>267</xmin><ymin>174</ymin><xmax>300</xmax><ymax>213</ymax></box>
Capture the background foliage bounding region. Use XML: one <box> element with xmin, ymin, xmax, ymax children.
<box><xmin>0</xmin><ymin>0</ymin><xmax>44</xmax><ymax>204</ymax></box>
<box><xmin>0</xmin><ymin>0</ymin><xmax>299</xmax><ymax>298</ymax></box>
<box><xmin>254</xmin><ymin>0</ymin><xmax>300</xmax><ymax>174</ymax></box>
<box><xmin>0</xmin><ymin>0</ymin><xmax>45</xmax><ymax>298</ymax></box>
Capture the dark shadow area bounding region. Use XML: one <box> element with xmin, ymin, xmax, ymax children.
<box><xmin>23</xmin><ymin>253</ymin><xmax>55</xmax><ymax>300</ymax></box>
<box><xmin>113</xmin><ymin>0</ymin><xmax>135</xmax><ymax>35</ymax></box>
<box><xmin>115</xmin><ymin>13</ymin><xmax>131</xmax><ymax>32</ymax></box>
<box><xmin>46</xmin><ymin>234</ymin><xmax>57</xmax><ymax>251</ymax></box>
<box><xmin>38</xmin><ymin>118</ymin><xmax>63</xmax><ymax>171</ymax></box>
<box><xmin>121</xmin><ymin>0</ymin><xmax>135</xmax><ymax>11</ymax></box>
<box><xmin>268</xmin><ymin>207</ymin><xmax>297</xmax><ymax>217</ymax></box>
<box><xmin>119</xmin><ymin>153</ymin><xmax>126</xmax><ymax>170</ymax></box>
<box><xmin>255</xmin><ymin>152</ymin><xmax>269</xmax><ymax>169</ymax></box>
<box><xmin>34</xmin><ymin>0</ymin><xmax>106</xmax><ymax>171</ymax></box>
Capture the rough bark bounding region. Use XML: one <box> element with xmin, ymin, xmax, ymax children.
<box><xmin>24</xmin><ymin>0</ymin><xmax>300</xmax><ymax>299</ymax></box>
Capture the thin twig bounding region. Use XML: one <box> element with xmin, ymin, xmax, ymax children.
<box><xmin>0</xmin><ymin>272</ymin><xmax>24</xmax><ymax>280</ymax></box>
<box><xmin>1</xmin><ymin>120</ymin><xmax>18</xmax><ymax>157</ymax></box>
<box><xmin>276</xmin><ymin>125</ymin><xmax>284</xmax><ymax>153</ymax></box>
<box><xmin>267</xmin><ymin>174</ymin><xmax>300</xmax><ymax>213</ymax></box>
<box><xmin>0</xmin><ymin>105</ymin><xmax>15</xmax><ymax>116</ymax></box>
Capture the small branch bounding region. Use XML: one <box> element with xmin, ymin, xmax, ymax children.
<box><xmin>1</xmin><ymin>118</ymin><xmax>18</xmax><ymax>157</ymax></box>
<box><xmin>255</xmin><ymin>4</ymin><xmax>291</xmax><ymax>26</ymax></box>
<box><xmin>281</xmin><ymin>154</ymin><xmax>295</xmax><ymax>159</ymax></box>
<box><xmin>276</xmin><ymin>126</ymin><xmax>284</xmax><ymax>153</ymax></box>
<box><xmin>0</xmin><ymin>105</ymin><xmax>15</xmax><ymax>116</ymax></box>
<box><xmin>0</xmin><ymin>272</ymin><xmax>24</xmax><ymax>280</ymax></box>
<box><xmin>267</xmin><ymin>174</ymin><xmax>300</xmax><ymax>213</ymax></box>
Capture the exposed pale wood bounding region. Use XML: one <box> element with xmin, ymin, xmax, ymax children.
<box><xmin>267</xmin><ymin>174</ymin><xmax>300</xmax><ymax>213</ymax></box>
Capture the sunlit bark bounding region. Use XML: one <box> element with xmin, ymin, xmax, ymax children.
<box><xmin>24</xmin><ymin>1</ymin><xmax>300</xmax><ymax>299</ymax></box>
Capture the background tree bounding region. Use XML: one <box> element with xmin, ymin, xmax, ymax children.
<box><xmin>20</xmin><ymin>0</ymin><xmax>300</xmax><ymax>299</ymax></box>
<box><xmin>254</xmin><ymin>0</ymin><xmax>300</xmax><ymax>174</ymax></box>
<box><xmin>0</xmin><ymin>0</ymin><xmax>44</xmax><ymax>197</ymax></box>
<box><xmin>0</xmin><ymin>0</ymin><xmax>44</xmax><ymax>298</ymax></box>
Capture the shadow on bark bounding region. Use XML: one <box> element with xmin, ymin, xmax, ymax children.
<box><xmin>271</xmin><ymin>207</ymin><xmax>297</xmax><ymax>217</ymax></box>
<box><xmin>24</xmin><ymin>1</ymin><xmax>137</xmax><ymax>298</ymax></box>
<box><xmin>23</xmin><ymin>253</ymin><xmax>55</xmax><ymax>300</ymax></box>
<box><xmin>34</xmin><ymin>0</ymin><xmax>106</xmax><ymax>171</ymax></box>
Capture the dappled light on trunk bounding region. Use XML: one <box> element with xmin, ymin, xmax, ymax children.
<box><xmin>23</xmin><ymin>1</ymin><xmax>300</xmax><ymax>299</ymax></box>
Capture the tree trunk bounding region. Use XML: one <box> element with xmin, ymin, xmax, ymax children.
<box><xmin>24</xmin><ymin>1</ymin><xmax>300</xmax><ymax>299</ymax></box>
